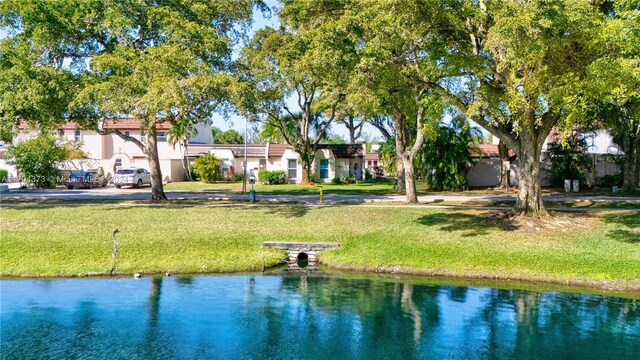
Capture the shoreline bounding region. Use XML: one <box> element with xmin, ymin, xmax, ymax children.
<box><xmin>2</xmin><ymin>261</ymin><xmax>639</xmax><ymax>297</ymax></box>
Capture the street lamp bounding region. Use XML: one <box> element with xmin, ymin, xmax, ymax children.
<box><xmin>242</xmin><ymin>117</ymin><xmax>247</xmax><ymax>193</ymax></box>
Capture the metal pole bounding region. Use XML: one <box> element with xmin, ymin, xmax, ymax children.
<box><xmin>242</xmin><ymin>118</ymin><xmax>247</xmax><ymax>193</ymax></box>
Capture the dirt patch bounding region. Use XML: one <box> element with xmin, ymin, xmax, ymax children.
<box><xmin>496</xmin><ymin>212</ymin><xmax>596</xmax><ymax>233</ymax></box>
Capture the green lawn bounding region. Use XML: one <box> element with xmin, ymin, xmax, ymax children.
<box><xmin>165</xmin><ymin>178</ymin><xmax>398</xmax><ymax>195</ymax></box>
<box><xmin>163</xmin><ymin>179</ymin><xmax>639</xmax><ymax>197</ymax></box>
<box><xmin>1</xmin><ymin>205</ymin><xmax>638</xmax><ymax>292</ymax></box>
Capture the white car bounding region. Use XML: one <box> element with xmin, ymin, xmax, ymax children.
<box><xmin>113</xmin><ymin>168</ymin><xmax>151</xmax><ymax>188</ymax></box>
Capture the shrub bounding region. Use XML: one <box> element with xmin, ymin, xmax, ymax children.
<box><xmin>364</xmin><ymin>168</ymin><xmax>372</xmax><ymax>181</ymax></box>
<box><xmin>193</xmin><ymin>153</ymin><xmax>223</xmax><ymax>183</ymax></box>
<box><xmin>546</xmin><ymin>132</ymin><xmax>593</xmax><ymax>187</ymax></box>
<box><xmin>258</xmin><ymin>169</ymin><xmax>288</xmax><ymax>184</ymax></box>
<box><xmin>230</xmin><ymin>173</ymin><xmax>243</xmax><ymax>182</ymax></box>
<box><xmin>595</xmin><ymin>174</ymin><xmax>623</xmax><ymax>188</ymax></box>
<box><xmin>331</xmin><ymin>177</ymin><xmax>343</xmax><ymax>185</ymax></box>
<box><xmin>5</xmin><ymin>133</ymin><xmax>71</xmax><ymax>187</ymax></box>
<box><xmin>344</xmin><ymin>174</ymin><xmax>356</xmax><ymax>184</ymax></box>
<box><xmin>0</xmin><ymin>169</ymin><xmax>8</xmax><ymax>182</ymax></box>
<box><xmin>258</xmin><ymin>168</ymin><xmax>269</xmax><ymax>183</ymax></box>
<box><xmin>416</xmin><ymin>117</ymin><xmax>480</xmax><ymax>191</ymax></box>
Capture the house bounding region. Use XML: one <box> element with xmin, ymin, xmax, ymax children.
<box><xmin>205</xmin><ymin>143</ymin><xmax>370</xmax><ymax>183</ymax></box>
<box><xmin>468</xmin><ymin>130</ymin><xmax>622</xmax><ymax>187</ymax></box>
<box><xmin>12</xmin><ymin>119</ymin><xmax>213</xmax><ymax>182</ymax></box>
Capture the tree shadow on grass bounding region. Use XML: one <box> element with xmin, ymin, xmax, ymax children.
<box><xmin>263</xmin><ymin>205</ymin><xmax>309</xmax><ymax>218</ymax></box>
<box><xmin>415</xmin><ymin>211</ymin><xmax>511</xmax><ymax>237</ymax></box>
<box><xmin>603</xmin><ymin>212</ymin><xmax>640</xmax><ymax>244</ymax></box>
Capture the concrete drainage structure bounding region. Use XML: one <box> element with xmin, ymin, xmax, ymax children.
<box><xmin>263</xmin><ymin>242</ymin><xmax>340</xmax><ymax>269</ymax></box>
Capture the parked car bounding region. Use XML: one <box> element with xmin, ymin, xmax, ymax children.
<box><xmin>113</xmin><ymin>168</ymin><xmax>151</xmax><ymax>188</ymax></box>
<box><xmin>65</xmin><ymin>170</ymin><xmax>107</xmax><ymax>189</ymax></box>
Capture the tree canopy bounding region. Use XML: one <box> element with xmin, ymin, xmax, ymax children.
<box><xmin>1</xmin><ymin>0</ymin><xmax>260</xmax><ymax>199</ymax></box>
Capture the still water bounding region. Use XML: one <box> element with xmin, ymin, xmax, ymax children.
<box><xmin>1</xmin><ymin>273</ymin><xmax>639</xmax><ymax>359</ymax></box>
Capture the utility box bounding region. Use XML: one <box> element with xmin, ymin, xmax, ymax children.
<box><xmin>572</xmin><ymin>180</ymin><xmax>579</xmax><ymax>193</ymax></box>
<box><xmin>564</xmin><ymin>179</ymin><xmax>571</xmax><ymax>193</ymax></box>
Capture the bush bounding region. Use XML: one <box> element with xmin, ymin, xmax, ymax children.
<box><xmin>331</xmin><ymin>177</ymin><xmax>343</xmax><ymax>185</ymax></box>
<box><xmin>416</xmin><ymin>117</ymin><xmax>479</xmax><ymax>191</ymax></box>
<box><xmin>364</xmin><ymin>168</ymin><xmax>372</xmax><ymax>181</ymax></box>
<box><xmin>595</xmin><ymin>174</ymin><xmax>623</xmax><ymax>188</ymax></box>
<box><xmin>344</xmin><ymin>174</ymin><xmax>356</xmax><ymax>184</ymax></box>
<box><xmin>230</xmin><ymin>173</ymin><xmax>243</xmax><ymax>182</ymax></box>
<box><xmin>546</xmin><ymin>132</ymin><xmax>593</xmax><ymax>187</ymax></box>
<box><xmin>258</xmin><ymin>169</ymin><xmax>288</xmax><ymax>184</ymax></box>
<box><xmin>5</xmin><ymin>133</ymin><xmax>71</xmax><ymax>187</ymax></box>
<box><xmin>193</xmin><ymin>153</ymin><xmax>223</xmax><ymax>183</ymax></box>
<box><xmin>189</xmin><ymin>165</ymin><xmax>200</xmax><ymax>181</ymax></box>
<box><xmin>0</xmin><ymin>169</ymin><xmax>8</xmax><ymax>182</ymax></box>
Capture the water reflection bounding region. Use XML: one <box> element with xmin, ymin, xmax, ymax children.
<box><xmin>1</xmin><ymin>274</ymin><xmax>638</xmax><ymax>359</ymax></box>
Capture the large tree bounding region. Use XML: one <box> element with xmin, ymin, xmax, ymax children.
<box><xmin>585</xmin><ymin>1</ymin><xmax>640</xmax><ymax>191</ymax></box>
<box><xmin>288</xmin><ymin>0</ymin><xmax>468</xmax><ymax>202</ymax></box>
<box><xmin>430</xmin><ymin>0</ymin><xmax>607</xmax><ymax>216</ymax></box>
<box><xmin>234</xmin><ymin>19</ymin><xmax>352</xmax><ymax>184</ymax></box>
<box><xmin>1</xmin><ymin>0</ymin><xmax>257</xmax><ymax>200</ymax></box>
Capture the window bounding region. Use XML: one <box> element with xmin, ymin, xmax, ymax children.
<box><xmin>141</xmin><ymin>131</ymin><xmax>146</xmax><ymax>142</ymax></box>
<box><xmin>259</xmin><ymin>159</ymin><xmax>266</xmax><ymax>169</ymax></box>
<box><xmin>319</xmin><ymin>159</ymin><xmax>329</xmax><ymax>179</ymax></box>
<box><xmin>124</xmin><ymin>131</ymin><xmax>130</xmax><ymax>137</ymax></box>
<box><xmin>114</xmin><ymin>158</ymin><xmax>122</xmax><ymax>168</ymax></box>
<box><xmin>157</xmin><ymin>132</ymin><xmax>167</xmax><ymax>142</ymax></box>
<box><xmin>74</xmin><ymin>130</ymin><xmax>81</xmax><ymax>142</ymax></box>
<box><xmin>58</xmin><ymin>129</ymin><xmax>65</xmax><ymax>138</ymax></box>
<box><xmin>287</xmin><ymin>159</ymin><xmax>297</xmax><ymax>179</ymax></box>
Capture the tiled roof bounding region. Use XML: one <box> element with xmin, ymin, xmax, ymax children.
<box><xmin>210</xmin><ymin>144</ymin><xmax>266</xmax><ymax>158</ymax></box>
<box><xmin>470</xmin><ymin>144</ymin><xmax>516</xmax><ymax>158</ymax></box>
<box><xmin>317</xmin><ymin>144</ymin><xmax>364</xmax><ymax>158</ymax></box>
<box><xmin>268</xmin><ymin>143</ymin><xmax>292</xmax><ymax>157</ymax></box>
<box><xmin>101</xmin><ymin>119</ymin><xmax>172</xmax><ymax>130</ymax></box>
<box><xmin>19</xmin><ymin>119</ymin><xmax>172</xmax><ymax>130</ymax></box>
<box><xmin>365</xmin><ymin>152</ymin><xmax>380</xmax><ymax>161</ymax></box>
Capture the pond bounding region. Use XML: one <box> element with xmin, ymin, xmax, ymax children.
<box><xmin>1</xmin><ymin>272</ymin><xmax>639</xmax><ymax>359</ymax></box>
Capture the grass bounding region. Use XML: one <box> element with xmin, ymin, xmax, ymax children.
<box><xmin>164</xmin><ymin>178</ymin><xmax>398</xmax><ymax>195</ymax></box>
<box><xmin>163</xmin><ymin>179</ymin><xmax>640</xmax><ymax>198</ymax></box>
<box><xmin>1</xmin><ymin>205</ymin><xmax>639</xmax><ymax>292</ymax></box>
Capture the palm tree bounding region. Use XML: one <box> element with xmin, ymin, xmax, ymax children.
<box><xmin>167</xmin><ymin>119</ymin><xmax>197</xmax><ymax>181</ymax></box>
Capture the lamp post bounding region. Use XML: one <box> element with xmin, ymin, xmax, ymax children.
<box><xmin>242</xmin><ymin>117</ymin><xmax>247</xmax><ymax>193</ymax></box>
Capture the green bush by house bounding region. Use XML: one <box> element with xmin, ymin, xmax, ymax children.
<box><xmin>193</xmin><ymin>153</ymin><xmax>223</xmax><ymax>183</ymax></box>
<box><xmin>258</xmin><ymin>169</ymin><xmax>288</xmax><ymax>184</ymax></box>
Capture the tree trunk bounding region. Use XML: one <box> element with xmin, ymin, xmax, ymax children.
<box><xmin>514</xmin><ymin>138</ymin><xmax>546</xmax><ymax>216</ymax></box>
<box><xmin>635</xmin><ymin>139</ymin><xmax>639</xmax><ymax>189</ymax></box>
<box><xmin>403</xmin><ymin>153</ymin><xmax>418</xmax><ymax>203</ymax></box>
<box><xmin>296</xmin><ymin>143</ymin><xmax>314</xmax><ymax>185</ymax></box>
<box><xmin>300</xmin><ymin>160</ymin><xmax>312</xmax><ymax>184</ymax></box>
<box><xmin>497</xmin><ymin>140</ymin><xmax>511</xmax><ymax>189</ymax></box>
<box><xmin>394</xmin><ymin>113</ymin><xmax>406</xmax><ymax>194</ymax></box>
<box><xmin>622</xmin><ymin>135</ymin><xmax>637</xmax><ymax>192</ymax></box>
<box><xmin>180</xmin><ymin>139</ymin><xmax>192</xmax><ymax>181</ymax></box>
<box><xmin>145</xmin><ymin>126</ymin><xmax>167</xmax><ymax>201</ymax></box>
